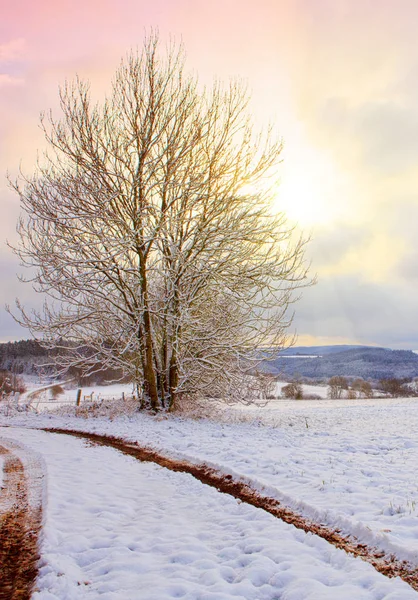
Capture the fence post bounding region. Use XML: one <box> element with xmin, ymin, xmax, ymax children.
<box><xmin>122</xmin><ymin>392</ymin><xmax>125</xmax><ymax>402</ymax></box>
<box><xmin>76</xmin><ymin>389</ymin><xmax>82</xmax><ymax>406</ymax></box>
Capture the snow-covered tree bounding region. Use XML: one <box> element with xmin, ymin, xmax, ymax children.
<box><xmin>328</xmin><ymin>376</ymin><xmax>348</xmax><ymax>399</ymax></box>
<box><xmin>281</xmin><ymin>382</ymin><xmax>304</xmax><ymax>400</ymax></box>
<box><xmin>9</xmin><ymin>33</ymin><xmax>312</xmax><ymax>410</ymax></box>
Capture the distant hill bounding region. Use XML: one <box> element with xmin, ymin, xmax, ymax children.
<box><xmin>265</xmin><ymin>346</ymin><xmax>418</xmax><ymax>381</ymax></box>
<box><xmin>3</xmin><ymin>340</ymin><xmax>418</xmax><ymax>383</ymax></box>
<box><xmin>279</xmin><ymin>344</ymin><xmax>380</xmax><ymax>356</ymax></box>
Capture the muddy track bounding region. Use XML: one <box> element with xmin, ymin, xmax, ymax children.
<box><xmin>45</xmin><ymin>427</ymin><xmax>418</xmax><ymax>592</ymax></box>
<box><xmin>0</xmin><ymin>446</ymin><xmax>42</xmax><ymax>600</ymax></box>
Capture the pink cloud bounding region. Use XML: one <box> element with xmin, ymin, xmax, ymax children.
<box><xmin>0</xmin><ymin>38</ymin><xmax>26</xmax><ymax>62</ymax></box>
<box><xmin>0</xmin><ymin>73</ymin><xmax>25</xmax><ymax>86</ymax></box>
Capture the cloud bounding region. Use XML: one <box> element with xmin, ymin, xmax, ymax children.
<box><xmin>318</xmin><ymin>97</ymin><xmax>418</xmax><ymax>175</ymax></box>
<box><xmin>0</xmin><ymin>39</ymin><xmax>27</xmax><ymax>88</ymax></box>
<box><xmin>0</xmin><ymin>249</ymin><xmax>45</xmax><ymax>342</ymax></box>
<box><xmin>308</xmin><ymin>225</ymin><xmax>367</xmax><ymax>269</ymax></box>
<box><xmin>0</xmin><ymin>311</ymin><xmax>27</xmax><ymax>342</ymax></box>
<box><xmin>0</xmin><ymin>0</ymin><xmax>417</xmax><ymax>350</ymax></box>
<box><xmin>0</xmin><ymin>38</ymin><xmax>26</xmax><ymax>63</ymax></box>
<box><xmin>293</xmin><ymin>275</ymin><xmax>418</xmax><ymax>349</ymax></box>
<box><xmin>399</xmin><ymin>251</ymin><xmax>418</xmax><ymax>281</ymax></box>
<box><xmin>0</xmin><ymin>74</ymin><xmax>24</xmax><ymax>87</ymax></box>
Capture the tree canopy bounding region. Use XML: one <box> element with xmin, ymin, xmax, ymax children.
<box><xmin>10</xmin><ymin>34</ymin><xmax>312</xmax><ymax>410</ymax></box>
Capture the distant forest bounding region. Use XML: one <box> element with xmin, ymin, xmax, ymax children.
<box><xmin>265</xmin><ymin>346</ymin><xmax>418</xmax><ymax>382</ymax></box>
<box><xmin>0</xmin><ymin>339</ymin><xmax>48</xmax><ymax>375</ymax></box>
<box><xmin>2</xmin><ymin>340</ymin><xmax>418</xmax><ymax>383</ymax></box>
<box><xmin>0</xmin><ymin>339</ymin><xmax>124</xmax><ymax>385</ymax></box>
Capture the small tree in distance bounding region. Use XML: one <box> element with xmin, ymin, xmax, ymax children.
<box><xmin>282</xmin><ymin>382</ymin><xmax>304</xmax><ymax>400</ymax></box>
<box><xmin>0</xmin><ymin>370</ymin><xmax>26</xmax><ymax>396</ymax></box>
<box><xmin>379</xmin><ymin>378</ymin><xmax>409</xmax><ymax>398</ymax></box>
<box><xmin>328</xmin><ymin>376</ymin><xmax>348</xmax><ymax>399</ymax></box>
<box><xmin>352</xmin><ymin>378</ymin><xmax>373</xmax><ymax>398</ymax></box>
<box><xmin>9</xmin><ymin>33</ymin><xmax>312</xmax><ymax>411</ymax></box>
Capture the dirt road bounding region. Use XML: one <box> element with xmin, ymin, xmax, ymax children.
<box><xmin>0</xmin><ymin>443</ymin><xmax>43</xmax><ymax>600</ymax></box>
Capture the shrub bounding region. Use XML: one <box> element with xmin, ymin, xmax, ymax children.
<box><xmin>379</xmin><ymin>378</ymin><xmax>411</xmax><ymax>398</ymax></box>
<box><xmin>351</xmin><ymin>378</ymin><xmax>373</xmax><ymax>398</ymax></box>
<box><xmin>282</xmin><ymin>382</ymin><xmax>303</xmax><ymax>399</ymax></box>
<box><xmin>328</xmin><ymin>376</ymin><xmax>348</xmax><ymax>399</ymax></box>
<box><xmin>0</xmin><ymin>370</ymin><xmax>26</xmax><ymax>396</ymax></box>
<box><xmin>49</xmin><ymin>384</ymin><xmax>64</xmax><ymax>398</ymax></box>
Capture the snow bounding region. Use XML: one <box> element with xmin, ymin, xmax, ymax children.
<box><xmin>23</xmin><ymin>383</ymin><xmax>134</xmax><ymax>413</ymax></box>
<box><xmin>23</xmin><ymin>381</ymin><xmax>330</xmax><ymax>411</ymax></box>
<box><xmin>0</xmin><ymin>434</ymin><xmax>45</xmax><ymax>517</ymax></box>
<box><xmin>57</xmin><ymin>384</ymin><xmax>134</xmax><ymax>402</ymax></box>
<box><xmin>274</xmin><ymin>382</ymin><xmax>328</xmax><ymax>399</ymax></box>
<box><xmin>1</xmin><ymin>426</ymin><xmax>417</xmax><ymax>599</ymax></box>
<box><xmin>277</xmin><ymin>355</ymin><xmax>321</xmax><ymax>358</ymax></box>
<box><xmin>10</xmin><ymin>396</ymin><xmax>418</xmax><ymax>562</ymax></box>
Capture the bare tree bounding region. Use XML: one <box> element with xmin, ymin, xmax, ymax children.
<box><xmin>328</xmin><ymin>376</ymin><xmax>348</xmax><ymax>399</ymax></box>
<box><xmin>352</xmin><ymin>378</ymin><xmax>373</xmax><ymax>398</ymax></box>
<box><xmin>379</xmin><ymin>378</ymin><xmax>409</xmax><ymax>398</ymax></box>
<box><xmin>9</xmin><ymin>33</ymin><xmax>312</xmax><ymax>410</ymax></box>
<box><xmin>281</xmin><ymin>382</ymin><xmax>303</xmax><ymax>400</ymax></box>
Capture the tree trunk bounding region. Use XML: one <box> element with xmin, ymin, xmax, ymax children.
<box><xmin>139</xmin><ymin>254</ymin><xmax>159</xmax><ymax>411</ymax></box>
<box><xmin>168</xmin><ymin>346</ymin><xmax>179</xmax><ymax>410</ymax></box>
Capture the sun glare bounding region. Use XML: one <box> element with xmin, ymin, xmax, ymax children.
<box><xmin>275</xmin><ymin>141</ymin><xmax>348</xmax><ymax>227</ymax></box>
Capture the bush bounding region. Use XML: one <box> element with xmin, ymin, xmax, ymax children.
<box><xmin>351</xmin><ymin>378</ymin><xmax>373</xmax><ymax>398</ymax></box>
<box><xmin>49</xmin><ymin>384</ymin><xmax>64</xmax><ymax>398</ymax></box>
<box><xmin>0</xmin><ymin>370</ymin><xmax>26</xmax><ymax>396</ymax></box>
<box><xmin>328</xmin><ymin>376</ymin><xmax>348</xmax><ymax>399</ymax></box>
<box><xmin>379</xmin><ymin>378</ymin><xmax>412</xmax><ymax>398</ymax></box>
<box><xmin>51</xmin><ymin>395</ymin><xmax>139</xmax><ymax>419</ymax></box>
<box><xmin>282</xmin><ymin>382</ymin><xmax>303</xmax><ymax>399</ymax></box>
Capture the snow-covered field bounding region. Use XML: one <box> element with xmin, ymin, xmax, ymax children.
<box><xmin>21</xmin><ymin>383</ymin><xmax>135</xmax><ymax>412</ymax></box>
<box><xmin>274</xmin><ymin>382</ymin><xmax>328</xmax><ymax>399</ymax></box>
<box><xmin>53</xmin><ymin>383</ymin><xmax>134</xmax><ymax>402</ymax></box>
<box><xmin>2</xmin><ymin>394</ymin><xmax>418</xmax><ymax>598</ymax></box>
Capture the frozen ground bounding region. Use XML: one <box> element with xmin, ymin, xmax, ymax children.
<box><xmin>55</xmin><ymin>383</ymin><xmax>135</xmax><ymax>402</ymax></box>
<box><xmin>274</xmin><ymin>382</ymin><xmax>328</xmax><ymax>399</ymax></box>
<box><xmin>2</xmin><ymin>395</ymin><xmax>418</xmax><ymax>597</ymax></box>
<box><xmin>10</xmin><ymin>396</ymin><xmax>418</xmax><ymax>563</ymax></box>
<box><xmin>22</xmin><ymin>383</ymin><xmax>134</xmax><ymax>413</ymax></box>
<box><xmin>1</xmin><ymin>426</ymin><xmax>417</xmax><ymax>599</ymax></box>
<box><xmin>23</xmin><ymin>381</ymin><xmax>328</xmax><ymax>409</ymax></box>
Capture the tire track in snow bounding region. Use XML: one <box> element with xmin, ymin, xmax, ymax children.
<box><xmin>45</xmin><ymin>427</ymin><xmax>418</xmax><ymax>593</ymax></box>
<box><xmin>0</xmin><ymin>444</ymin><xmax>43</xmax><ymax>600</ymax></box>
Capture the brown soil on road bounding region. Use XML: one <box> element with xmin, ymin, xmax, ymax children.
<box><xmin>0</xmin><ymin>446</ymin><xmax>42</xmax><ymax>600</ymax></box>
<box><xmin>45</xmin><ymin>427</ymin><xmax>418</xmax><ymax>593</ymax></box>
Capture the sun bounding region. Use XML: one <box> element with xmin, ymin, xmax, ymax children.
<box><xmin>275</xmin><ymin>140</ymin><xmax>348</xmax><ymax>228</ymax></box>
<box><xmin>278</xmin><ymin>170</ymin><xmax>328</xmax><ymax>225</ymax></box>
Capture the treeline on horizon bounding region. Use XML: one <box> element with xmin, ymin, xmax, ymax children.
<box><xmin>267</xmin><ymin>346</ymin><xmax>418</xmax><ymax>381</ymax></box>
<box><xmin>0</xmin><ymin>339</ymin><xmax>125</xmax><ymax>385</ymax></box>
<box><xmin>3</xmin><ymin>340</ymin><xmax>418</xmax><ymax>385</ymax></box>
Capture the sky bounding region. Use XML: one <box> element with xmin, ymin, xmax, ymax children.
<box><xmin>1</xmin><ymin>0</ymin><xmax>418</xmax><ymax>349</ymax></box>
